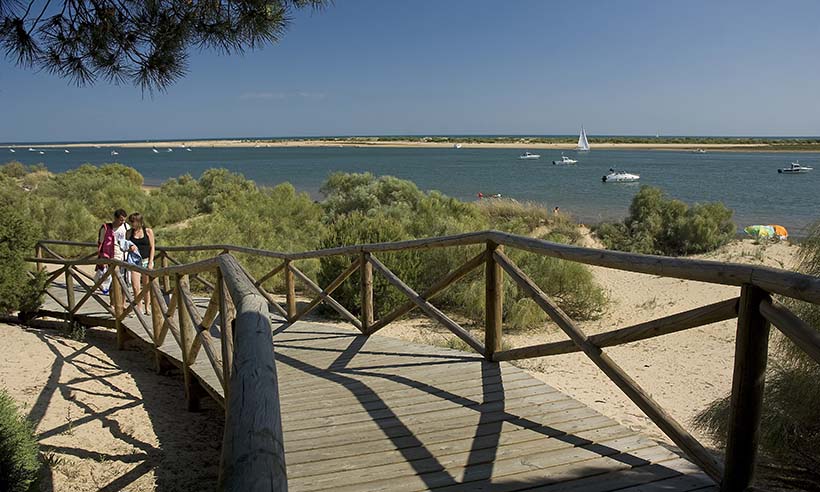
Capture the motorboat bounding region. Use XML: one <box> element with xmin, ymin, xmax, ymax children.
<box><xmin>576</xmin><ymin>126</ymin><xmax>590</xmax><ymax>151</ymax></box>
<box><xmin>9</xmin><ymin>148</ymin><xmax>15</xmax><ymax>153</ymax></box>
<box><xmin>28</xmin><ymin>147</ymin><xmax>36</xmax><ymax>152</ymax></box>
<box><xmin>692</xmin><ymin>148</ymin><xmax>707</xmax><ymax>154</ymax></box>
<box><xmin>38</xmin><ymin>151</ymin><xmax>44</xmax><ymax>154</ymax></box>
<box><xmin>552</xmin><ymin>153</ymin><xmax>577</xmax><ymax>165</ymax></box>
<box><xmin>166</xmin><ymin>148</ymin><xmax>173</xmax><ymax>152</ymax></box>
<box><xmin>152</xmin><ymin>147</ymin><xmax>159</xmax><ymax>153</ymax></box>
<box><xmin>186</xmin><ymin>147</ymin><xmax>192</xmax><ymax>151</ymax></box>
<box><xmin>454</xmin><ymin>143</ymin><xmax>462</xmax><ymax>149</ymax></box>
<box><xmin>64</xmin><ymin>149</ymin><xmax>70</xmax><ymax>153</ymax></box>
<box><xmin>778</xmin><ymin>161</ymin><xmax>813</xmax><ymax>174</ymax></box>
<box><xmin>111</xmin><ymin>150</ymin><xmax>119</xmax><ymax>156</ymax></box>
<box><xmin>519</xmin><ymin>152</ymin><xmax>541</xmax><ymax>160</ymax></box>
<box><xmin>602</xmin><ymin>168</ymin><xmax>640</xmax><ymax>182</ymax></box>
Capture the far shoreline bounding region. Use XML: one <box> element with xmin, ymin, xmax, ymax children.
<box><xmin>8</xmin><ymin>138</ymin><xmax>820</xmax><ymax>152</ymax></box>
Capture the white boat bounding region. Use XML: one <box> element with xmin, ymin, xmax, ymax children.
<box><xmin>38</xmin><ymin>151</ymin><xmax>44</xmax><ymax>155</ymax></box>
<box><xmin>552</xmin><ymin>153</ymin><xmax>577</xmax><ymax>165</ymax></box>
<box><xmin>186</xmin><ymin>147</ymin><xmax>192</xmax><ymax>151</ymax></box>
<box><xmin>111</xmin><ymin>150</ymin><xmax>119</xmax><ymax>156</ymax></box>
<box><xmin>152</xmin><ymin>147</ymin><xmax>159</xmax><ymax>153</ymax></box>
<box><xmin>576</xmin><ymin>126</ymin><xmax>590</xmax><ymax>151</ymax></box>
<box><xmin>692</xmin><ymin>148</ymin><xmax>707</xmax><ymax>154</ymax></box>
<box><xmin>778</xmin><ymin>161</ymin><xmax>813</xmax><ymax>174</ymax></box>
<box><xmin>166</xmin><ymin>148</ymin><xmax>173</xmax><ymax>152</ymax></box>
<box><xmin>28</xmin><ymin>147</ymin><xmax>36</xmax><ymax>152</ymax></box>
<box><xmin>519</xmin><ymin>152</ymin><xmax>541</xmax><ymax>160</ymax></box>
<box><xmin>454</xmin><ymin>143</ymin><xmax>462</xmax><ymax>149</ymax></box>
<box><xmin>602</xmin><ymin>168</ymin><xmax>640</xmax><ymax>182</ymax></box>
<box><xmin>9</xmin><ymin>148</ymin><xmax>15</xmax><ymax>153</ymax></box>
<box><xmin>64</xmin><ymin>149</ymin><xmax>70</xmax><ymax>153</ymax></box>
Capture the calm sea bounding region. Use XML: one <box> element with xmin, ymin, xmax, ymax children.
<box><xmin>6</xmin><ymin>146</ymin><xmax>819</xmax><ymax>236</ymax></box>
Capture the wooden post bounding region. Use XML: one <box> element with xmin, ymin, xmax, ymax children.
<box><xmin>722</xmin><ymin>284</ymin><xmax>771</xmax><ymax>491</ymax></box>
<box><xmin>149</xmin><ymin>278</ymin><xmax>168</xmax><ymax>374</ymax></box>
<box><xmin>112</xmin><ymin>265</ymin><xmax>126</xmax><ymax>350</ymax></box>
<box><xmin>285</xmin><ymin>260</ymin><xmax>297</xmax><ymax>322</ymax></box>
<box><xmin>218</xmin><ymin>269</ymin><xmax>235</xmax><ymax>405</ymax></box>
<box><xmin>64</xmin><ymin>270</ymin><xmax>75</xmax><ymax>319</ymax></box>
<box><xmin>485</xmin><ymin>242</ymin><xmax>503</xmax><ymax>360</ymax></box>
<box><xmin>360</xmin><ymin>252</ymin><xmax>374</xmax><ymax>332</ymax></box>
<box><xmin>35</xmin><ymin>244</ymin><xmax>44</xmax><ymax>273</ymax></box>
<box><xmin>160</xmin><ymin>252</ymin><xmax>171</xmax><ymax>293</ymax></box>
<box><xmin>176</xmin><ymin>274</ymin><xmax>201</xmax><ymax>411</ymax></box>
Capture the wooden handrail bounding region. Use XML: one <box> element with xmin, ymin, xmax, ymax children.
<box><xmin>217</xmin><ymin>254</ymin><xmax>287</xmax><ymax>492</ymax></box>
<box><xmin>30</xmin><ymin>230</ymin><xmax>820</xmax><ymax>491</ymax></box>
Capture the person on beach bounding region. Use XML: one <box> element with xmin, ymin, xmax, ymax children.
<box><xmin>126</xmin><ymin>212</ymin><xmax>155</xmax><ymax>315</ymax></box>
<box><xmin>97</xmin><ymin>209</ymin><xmax>130</xmax><ymax>309</ymax></box>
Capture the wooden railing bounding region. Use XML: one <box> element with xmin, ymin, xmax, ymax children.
<box><xmin>29</xmin><ymin>230</ymin><xmax>820</xmax><ymax>492</ymax></box>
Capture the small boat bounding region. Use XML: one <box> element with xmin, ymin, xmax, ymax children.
<box><xmin>111</xmin><ymin>150</ymin><xmax>119</xmax><ymax>156</ymax></box>
<box><xmin>152</xmin><ymin>147</ymin><xmax>159</xmax><ymax>153</ymax></box>
<box><xmin>186</xmin><ymin>147</ymin><xmax>192</xmax><ymax>152</ymax></box>
<box><xmin>692</xmin><ymin>148</ymin><xmax>707</xmax><ymax>154</ymax></box>
<box><xmin>552</xmin><ymin>153</ymin><xmax>577</xmax><ymax>165</ymax></box>
<box><xmin>28</xmin><ymin>147</ymin><xmax>36</xmax><ymax>152</ymax></box>
<box><xmin>166</xmin><ymin>148</ymin><xmax>173</xmax><ymax>152</ymax></box>
<box><xmin>519</xmin><ymin>152</ymin><xmax>541</xmax><ymax>160</ymax></box>
<box><xmin>602</xmin><ymin>168</ymin><xmax>640</xmax><ymax>182</ymax></box>
<box><xmin>38</xmin><ymin>151</ymin><xmax>44</xmax><ymax>155</ymax></box>
<box><xmin>64</xmin><ymin>149</ymin><xmax>70</xmax><ymax>153</ymax></box>
<box><xmin>778</xmin><ymin>161</ymin><xmax>813</xmax><ymax>174</ymax></box>
<box><xmin>9</xmin><ymin>148</ymin><xmax>15</xmax><ymax>153</ymax></box>
<box><xmin>454</xmin><ymin>143</ymin><xmax>462</xmax><ymax>149</ymax></box>
<box><xmin>94</xmin><ymin>145</ymin><xmax>101</xmax><ymax>149</ymax></box>
<box><xmin>576</xmin><ymin>126</ymin><xmax>590</xmax><ymax>151</ymax></box>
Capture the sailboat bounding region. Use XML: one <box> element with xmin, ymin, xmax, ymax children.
<box><xmin>576</xmin><ymin>126</ymin><xmax>590</xmax><ymax>151</ymax></box>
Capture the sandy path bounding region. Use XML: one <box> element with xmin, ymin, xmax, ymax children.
<box><xmin>0</xmin><ymin>324</ymin><xmax>223</xmax><ymax>491</ymax></box>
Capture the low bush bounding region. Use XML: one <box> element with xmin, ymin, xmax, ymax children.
<box><xmin>0</xmin><ymin>188</ymin><xmax>44</xmax><ymax>314</ymax></box>
<box><xmin>0</xmin><ymin>389</ymin><xmax>41</xmax><ymax>492</ymax></box>
<box><xmin>597</xmin><ymin>186</ymin><xmax>735</xmax><ymax>256</ymax></box>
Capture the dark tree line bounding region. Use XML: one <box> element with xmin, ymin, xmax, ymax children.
<box><xmin>1</xmin><ymin>0</ymin><xmax>326</xmax><ymax>91</ymax></box>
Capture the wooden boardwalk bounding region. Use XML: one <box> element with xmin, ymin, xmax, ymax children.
<box><xmin>39</xmin><ymin>283</ymin><xmax>717</xmax><ymax>491</ymax></box>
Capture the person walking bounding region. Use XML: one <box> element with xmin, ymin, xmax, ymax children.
<box><xmin>97</xmin><ymin>209</ymin><xmax>130</xmax><ymax>310</ymax></box>
<box><xmin>126</xmin><ymin>212</ymin><xmax>155</xmax><ymax>315</ymax></box>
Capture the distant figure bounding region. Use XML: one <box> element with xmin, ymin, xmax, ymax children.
<box><xmin>554</xmin><ymin>206</ymin><xmax>560</xmax><ymax>215</ymax></box>
<box><xmin>126</xmin><ymin>212</ymin><xmax>155</xmax><ymax>315</ymax></box>
<box><xmin>477</xmin><ymin>192</ymin><xmax>484</xmax><ymax>199</ymax></box>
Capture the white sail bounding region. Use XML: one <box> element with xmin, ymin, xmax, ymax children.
<box><xmin>576</xmin><ymin>126</ymin><xmax>590</xmax><ymax>151</ymax></box>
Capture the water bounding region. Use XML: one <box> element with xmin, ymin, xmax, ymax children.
<box><xmin>7</xmin><ymin>146</ymin><xmax>819</xmax><ymax>235</ymax></box>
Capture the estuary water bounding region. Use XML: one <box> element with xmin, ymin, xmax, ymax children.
<box><xmin>6</xmin><ymin>146</ymin><xmax>819</xmax><ymax>235</ymax></box>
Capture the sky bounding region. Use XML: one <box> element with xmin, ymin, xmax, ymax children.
<box><xmin>3</xmin><ymin>0</ymin><xmax>820</xmax><ymax>142</ymax></box>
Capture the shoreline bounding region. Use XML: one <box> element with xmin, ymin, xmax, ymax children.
<box><xmin>6</xmin><ymin>138</ymin><xmax>816</xmax><ymax>152</ymax></box>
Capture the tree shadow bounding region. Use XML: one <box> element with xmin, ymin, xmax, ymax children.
<box><xmin>24</xmin><ymin>326</ymin><xmax>224</xmax><ymax>492</ymax></box>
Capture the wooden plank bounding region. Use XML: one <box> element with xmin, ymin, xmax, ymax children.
<box><xmin>290</xmin><ymin>264</ymin><xmax>363</xmax><ymax>330</ymax></box>
<box><xmin>494</xmin><ymin>297</ymin><xmax>740</xmax><ymax>361</ymax></box>
<box><xmin>294</xmin><ymin>257</ymin><xmax>361</xmax><ymax>322</ymax></box>
<box><xmin>494</xmin><ymin>249</ymin><xmax>724</xmax><ymax>483</ymax></box>
<box><xmin>368</xmin><ymin>254</ymin><xmax>485</xmax><ymax>355</ymax></box>
<box><xmin>285</xmin><ymin>260</ymin><xmax>297</xmax><ymax>321</ymax></box>
<box><xmin>760</xmin><ymin>298</ymin><xmax>820</xmax><ymax>366</ymax></box>
<box><xmin>366</xmin><ymin>250</ymin><xmax>487</xmax><ymax>335</ymax></box>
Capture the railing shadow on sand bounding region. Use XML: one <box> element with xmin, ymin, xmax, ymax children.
<box><xmin>27</xmin><ymin>229</ymin><xmax>820</xmax><ymax>492</ymax></box>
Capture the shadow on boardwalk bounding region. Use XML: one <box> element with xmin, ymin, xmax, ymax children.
<box><xmin>20</xmin><ymin>324</ymin><xmax>223</xmax><ymax>492</ymax></box>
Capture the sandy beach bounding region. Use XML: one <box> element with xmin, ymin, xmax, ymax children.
<box><xmin>0</xmin><ymin>238</ymin><xmax>800</xmax><ymax>489</ymax></box>
<box><xmin>20</xmin><ymin>138</ymin><xmax>770</xmax><ymax>151</ymax></box>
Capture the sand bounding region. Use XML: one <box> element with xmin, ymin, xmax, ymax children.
<box><xmin>0</xmin><ymin>238</ymin><xmax>800</xmax><ymax>490</ymax></box>
<box><xmin>0</xmin><ymin>324</ymin><xmax>224</xmax><ymax>491</ymax></box>
<box><xmin>23</xmin><ymin>139</ymin><xmax>767</xmax><ymax>151</ymax></box>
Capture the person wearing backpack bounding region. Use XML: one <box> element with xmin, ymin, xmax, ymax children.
<box><xmin>126</xmin><ymin>212</ymin><xmax>155</xmax><ymax>315</ymax></box>
<box><xmin>97</xmin><ymin>209</ymin><xmax>130</xmax><ymax>310</ymax></box>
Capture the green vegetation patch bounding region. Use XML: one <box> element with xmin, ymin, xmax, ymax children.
<box><xmin>596</xmin><ymin>186</ymin><xmax>735</xmax><ymax>256</ymax></box>
<box><xmin>0</xmin><ymin>389</ymin><xmax>41</xmax><ymax>492</ymax></box>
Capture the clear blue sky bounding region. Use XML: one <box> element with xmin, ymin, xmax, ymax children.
<box><xmin>3</xmin><ymin>0</ymin><xmax>820</xmax><ymax>142</ymax></box>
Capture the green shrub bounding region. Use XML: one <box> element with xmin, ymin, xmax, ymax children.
<box><xmin>0</xmin><ymin>389</ymin><xmax>41</xmax><ymax>492</ymax></box>
<box><xmin>0</xmin><ymin>161</ymin><xmax>28</xmax><ymax>179</ymax></box>
<box><xmin>597</xmin><ymin>186</ymin><xmax>735</xmax><ymax>256</ymax></box>
<box><xmin>0</xmin><ymin>189</ymin><xmax>44</xmax><ymax>314</ymax></box>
